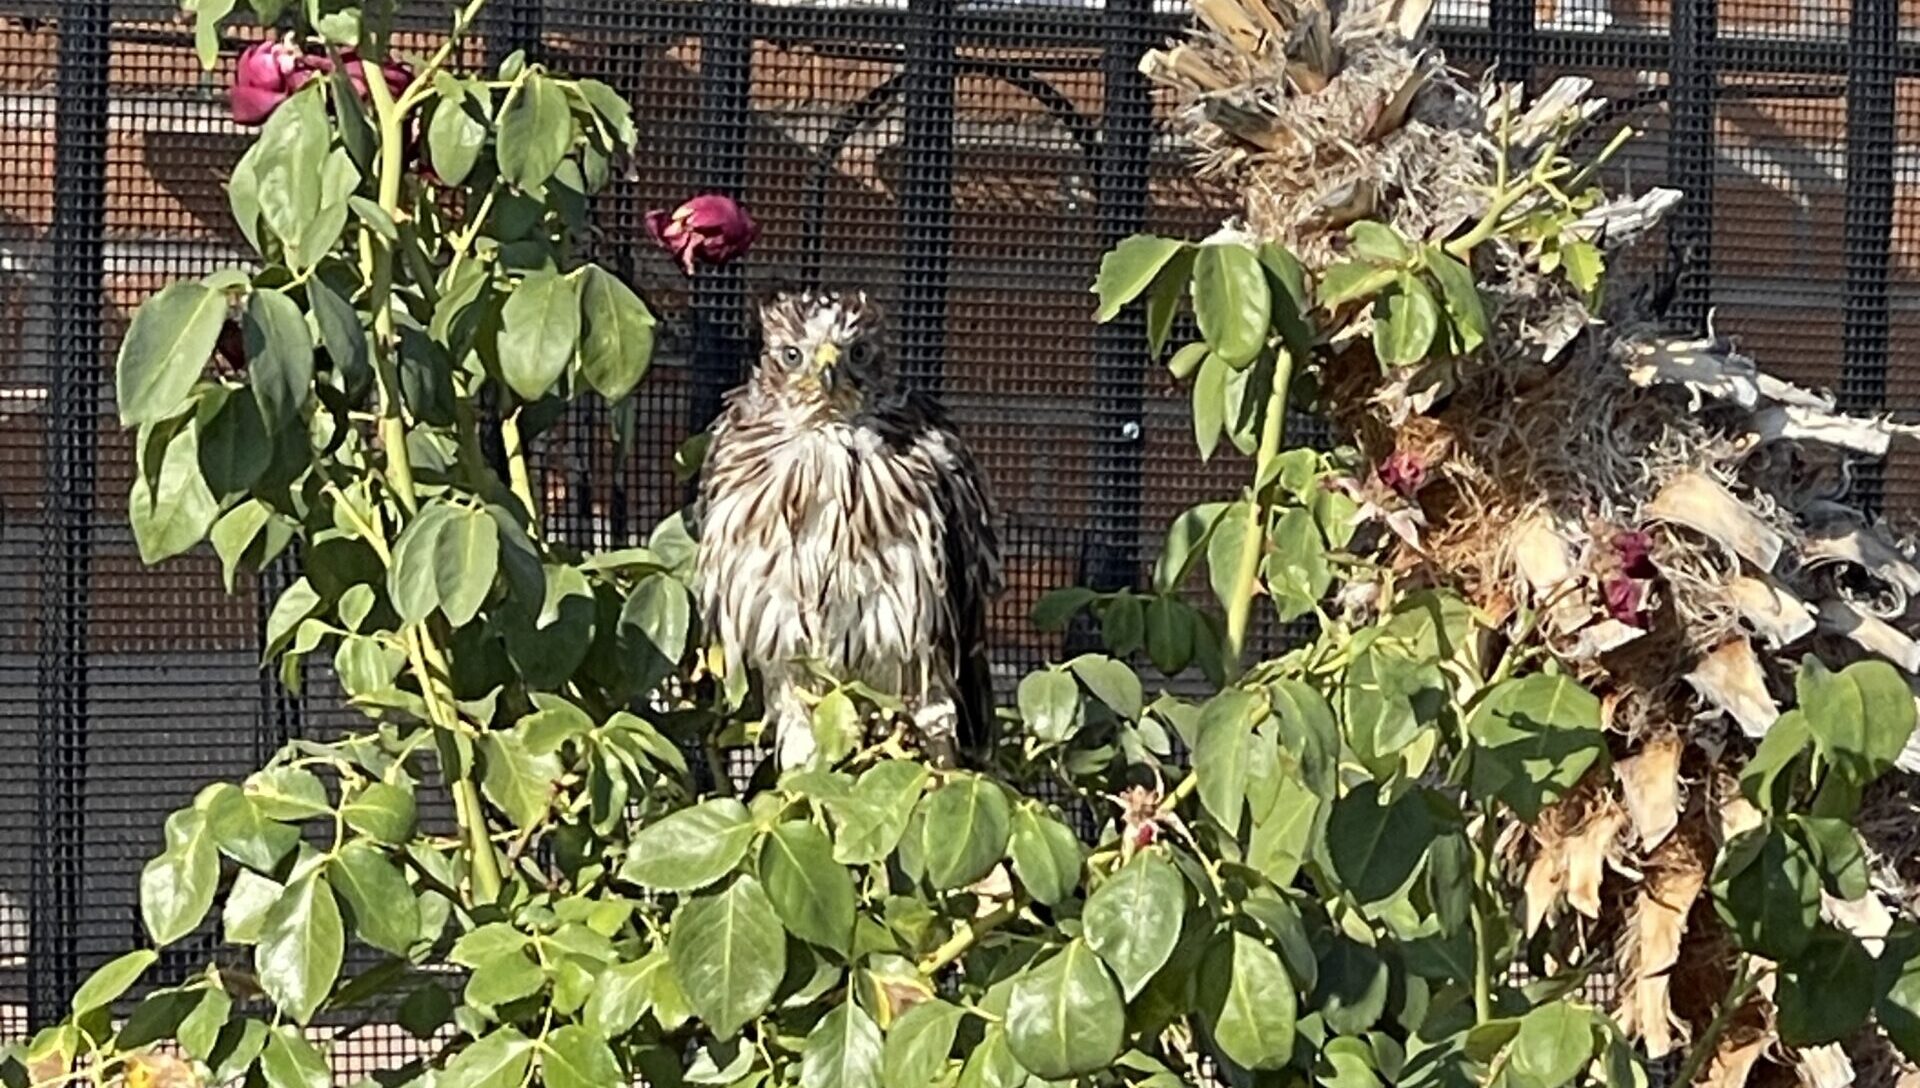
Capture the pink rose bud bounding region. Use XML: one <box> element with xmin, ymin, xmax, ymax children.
<box><xmin>1603</xmin><ymin>574</ymin><xmax>1650</xmax><ymax>628</ymax></box>
<box><xmin>338</xmin><ymin>51</ymin><xmax>412</xmax><ymax>100</ymax></box>
<box><xmin>1613</xmin><ymin>529</ymin><xmax>1657</xmax><ymax>579</ymax></box>
<box><xmin>1377</xmin><ymin>450</ymin><xmax>1428</xmax><ymax>499</ymax></box>
<box><xmin>645</xmin><ymin>194</ymin><xmax>760</xmax><ymax>275</ymax></box>
<box><xmin>231</xmin><ymin>39</ymin><xmax>302</xmax><ymax>126</ymax></box>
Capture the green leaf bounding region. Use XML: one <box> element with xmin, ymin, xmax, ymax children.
<box><xmin>1560</xmin><ymin>240</ymin><xmax>1604</xmax><ymax>295</ymax></box>
<box><xmin>497</xmin><ymin>74</ymin><xmax>573</xmax><ymax>189</ymax></box>
<box><xmin>1778</xmin><ymin>929</ymin><xmax>1879</xmax><ymax>1046</ymax></box>
<box><xmin>1146</xmin><ymin>596</ymin><xmax>1196</xmax><ymax>675</ymax></box>
<box><xmin>541</xmin><ymin>1025</ymin><xmax>623</xmax><ymax>1088</ymax></box>
<box><xmin>387</xmin><ymin>504</ymin><xmax>456</xmax><ymax>624</ymax></box>
<box><xmin>443</xmin><ymin>1029</ymin><xmax>534</xmax><ymax>1088</ymax></box>
<box><xmin>205</xmin><ymin>785</ymin><xmax>299</xmax><ymax>871</ymax></box>
<box><xmin>1094</xmin><ymin>235</ymin><xmax>1191</xmax><ymax>322</ymax></box>
<box><xmin>1792</xmin><ymin>815</ymin><xmax>1871</xmax><ymax>900</ymax></box>
<box><xmin>1192</xmin><ymin>350</ymin><xmax>1229</xmax><ymax>460</ymax></box>
<box><xmin>810</xmin><ymin>688</ymin><xmax>862</xmax><ymax>768</ymax></box>
<box><xmin>585</xmin><ymin>951</ymin><xmax>670</xmax><ymax>1037</ymax></box>
<box><xmin>1192</xmin><ymin>243</ymin><xmax>1271</xmax><ymax>366</ymax></box>
<box><xmin>69</xmin><ymin>950</ymin><xmax>157</xmax><ymax>1017</ymax></box>
<box><xmin>255</xmin><ymin>91</ymin><xmax>327</xmax><ymax>258</ymax></box>
<box><xmin>1018</xmin><ymin>670</ymin><xmax>1082</xmax><ymax>744</ymax></box>
<box><xmin>222</xmin><ymin>870</ymin><xmax>280</xmax><ymax>944</ymax></box>
<box><xmin>1006</xmin><ymin>940</ymin><xmax>1126</xmax><ymax>1079</ymax></box>
<box><xmin>341</xmin><ymin>782</ymin><xmax>416</xmax><ymax>845</ymax></box>
<box><xmin>130</xmin><ymin>418</ymin><xmax>219</xmax><ymax>564</ymax></box>
<box><xmin>918</xmin><ymin>775</ymin><xmax>1013</xmax><ymax>890</ymax></box>
<box><xmin>1199</xmin><ymin>931</ymin><xmax>1296</xmax><ymax>1071</ymax></box>
<box><xmin>1193</xmin><ymin>688</ymin><xmax>1260</xmax><ymax>832</ymax></box>
<box><xmin>621</xmin><ymin>798</ymin><xmax>755</xmax><ymax>892</ymax></box>
<box><xmin>1008</xmin><ymin>806</ymin><xmax>1083</xmax><ymax>907</ymax></box>
<box><xmin>622</xmin><ymin>572</ymin><xmax>693</xmax><ymax>669</ymax></box>
<box><xmin>1712</xmin><ymin>827</ymin><xmax>1822</xmax><ymax>960</ymax></box>
<box><xmin>465</xmin><ymin>947</ymin><xmax>546</xmax><ymax>1007</ymax></box>
<box><xmin>1102</xmin><ymin>594</ymin><xmax>1146</xmax><ymax>658</ymax></box>
<box><xmin>427</xmin><ymin>86</ymin><xmax>489</xmax><ymax>186</ymax></box>
<box><xmin>1145</xmin><ymin>250</ymin><xmax>1198</xmax><ymax>355</ymax></box>
<box><xmin>330</xmin><ymin>842</ymin><xmax>420</xmax><ymax>957</ymax></box>
<box><xmin>1424</xmin><ymin>247</ymin><xmax>1488</xmax><ymax>351</ymax></box>
<box><xmin>1507</xmin><ymin>1002</ymin><xmax>1595</xmax><ymax>1088</ymax></box>
<box><xmin>255</xmin><ymin>872</ymin><xmax>345</xmax><ymax>1024</ymax></box>
<box><xmin>832</xmin><ymin>761</ymin><xmax>928</xmax><ymax>864</ymax></box>
<box><xmin>668</xmin><ymin>876</ymin><xmax>787</xmax><ymax>1037</ymax></box>
<box><xmin>1031</xmin><ymin>587</ymin><xmax>1094</xmax><ymax>631</ymax></box>
<box><xmin>883</xmin><ymin>998</ymin><xmax>964</xmax><ymax>1088</ymax></box>
<box><xmin>499</xmin><ymin>270</ymin><xmax>583</xmax><ymax>400</ymax></box>
<box><xmin>1264</xmin><ymin>506</ymin><xmax>1330</xmax><ymax>622</ymax></box>
<box><xmin>245</xmin><ymin>766</ymin><xmax>330</xmax><ymax>821</ymax></box>
<box><xmin>480</xmin><ymin>731</ymin><xmax>564</xmax><ymax>830</ymax></box>
<box><xmin>309</xmin><ymin>278</ymin><xmax>369</xmax><ymax>406</ymax></box>
<box><xmin>958</xmin><ymin>1027</ymin><xmax>1025</xmax><ymax>1088</ymax></box>
<box><xmin>579</xmin><ymin>265</ymin><xmax>657</xmax><ymax>402</ymax></box>
<box><xmin>1069</xmin><ymin>655</ymin><xmax>1143</xmax><ymax>720</ymax></box>
<box><xmin>1327</xmin><ymin>780</ymin><xmax>1436</xmax><ymax>903</ymax></box>
<box><xmin>1348</xmin><ymin>221</ymin><xmax>1411</xmax><ymax>263</ymax></box>
<box><xmin>141</xmin><ymin>809</ymin><xmax>219</xmax><ymax>946</ymax></box>
<box><xmin>1466</xmin><ymin>673</ymin><xmax>1605</xmax><ymax>821</ymax></box>
<box><xmin>1800</xmin><ymin>659</ymin><xmax>1917</xmax><ymax>793</ymax></box>
<box><xmin>800</xmin><ymin>1002</ymin><xmax>885</xmax><ymax>1088</ymax></box>
<box><xmin>1247</xmin><ymin>773</ymin><xmax>1319</xmax><ymax>885</ymax></box>
<box><xmin>259</xmin><ymin>1026</ymin><xmax>329</xmax><ymax>1088</ymax></box>
<box><xmin>1205</xmin><ymin>503</ymin><xmax>1252</xmax><ymax>615</ymax></box>
<box><xmin>760</xmin><ymin>821</ymin><xmax>856</xmax><ymax>955</ymax></box>
<box><xmin>116</xmin><ymin>281</ymin><xmax>227</xmax><ymax>428</ymax></box>
<box><xmin>1878</xmin><ymin>938</ymin><xmax>1920</xmax><ymax>1062</ymax></box>
<box><xmin>1168</xmin><ymin>340</ymin><xmax>1209</xmax><ymax>380</ymax></box>
<box><xmin>1373</xmin><ymin>274</ymin><xmax>1440</xmax><ymax>367</ymax></box>
<box><xmin>178</xmin><ymin>987</ymin><xmax>232</xmax><ymax>1061</ymax></box>
<box><xmin>1153</xmin><ymin>502</ymin><xmax>1230</xmax><ymax>594</ymax></box>
<box><xmin>434</xmin><ymin>505</ymin><xmax>500</xmax><ymax>626</ymax></box>
<box><xmin>1319</xmin><ymin>261</ymin><xmax>1397</xmax><ymax>308</ymax></box>
<box><xmin>1083</xmin><ymin>853</ymin><xmax>1184</xmax><ymax>999</ymax></box>
<box><xmin>1315</xmin><ymin>939</ymin><xmax>1389</xmax><ymax>1035</ymax></box>
<box><xmin>245</xmin><ymin>287</ymin><xmax>315</xmax><ymax>434</ymax></box>
<box><xmin>195</xmin><ymin>384</ymin><xmax>268</xmax><ymax>496</ymax></box>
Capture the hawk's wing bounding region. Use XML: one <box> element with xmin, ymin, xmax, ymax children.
<box><xmin>899</xmin><ymin>392</ymin><xmax>1004</xmax><ymax>758</ymax></box>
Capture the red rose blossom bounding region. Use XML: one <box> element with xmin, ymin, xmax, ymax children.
<box><xmin>645</xmin><ymin>194</ymin><xmax>760</xmax><ymax>275</ymax></box>
<box><xmin>1378</xmin><ymin>450</ymin><xmax>1428</xmax><ymax>498</ymax></box>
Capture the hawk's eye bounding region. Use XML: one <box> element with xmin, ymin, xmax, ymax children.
<box><xmin>849</xmin><ymin>342</ymin><xmax>874</xmax><ymax>365</ymax></box>
<box><xmin>780</xmin><ymin>346</ymin><xmax>803</xmax><ymax>367</ymax></box>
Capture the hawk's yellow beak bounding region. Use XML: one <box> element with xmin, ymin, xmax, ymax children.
<box><xmin>814</xmin><ymin>342</ymin><xmax>841</xmax><ymax>369</ymax></box>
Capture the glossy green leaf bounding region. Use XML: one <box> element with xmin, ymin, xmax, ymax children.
<box><xmin>255</xmin><ymin>872</ymin><xmax>345</xmax><ymax>1024</ymax></box>
<box><xmin>1069</xmin><ymin>654</ymin><xmax>1143</xmax><ymax>720</ymax></box>
<box><xmin>883</xmin><ymin>998</ymin><xmax>964</xmax><ymax>1088</ymax></box>
<box><xmin>341</xmin><ymin>782</ymin><xmax>416</xmax><ymax>845</ymax></box>
<box><xmin>1326</xmin><ymin>780</ymin><xmax>1436</xmax><ymax>904</ymax></box>
<box><xmin>1193</xmin><ymin>351</ymin><xmax>1228</xmax><ymax>459</ymax></box>
<box><xmin>244</xmin><ymin>766</ymin><xmax>329</xmax><ymax>821</ymax></box>
<box><xmin>259</xmin><ymin>1026</ymin><xmax>329</xmax><ymax>1088</ymax></box>
<box><xmin>1424</xmin><ymin>247</ymin><xmax>1488</xmax><ymax>352</ymax></box>
<box><xmin>1373</xmin><ymin>274</ymin><xmax>1440</xmax><ymax>367</ymax></box>
<box><xmin>1146</xmin><ymin>596</ymin><xmax>1196</xmax><ymax>676</ymax></box>
<box><xmin>760</xmin><ymin>820</ymin><xmax>856</xmax><ymax>955</ymax></box>
<box><xmin>958</xmin><ymin>1027</ymin><xmax>1025</xmax><ymax>1088</ymax></box>
<box><xmin>141</xmin><ymin>809</ymin><xmax>219</xmax><ymax>946</ymax></box>
<box><xmin>541</xmin><ymin>1025</ymin><xmax>623</xmax><ymax>1088</ymax></box>
<box><xmin>330</xmin><ymin>842</ymin><xmax>420</xmax><ymax>957</ymax></box>
<box><xmin>1193</xmin><ymin>243</ymin><xmax>1271</xmax><ymax>366</ymax></box>
<box><xmin>1711</xmin><ymin>827</ymin><xmax>1822</xmax><ymax>960</ymax></box>
<box><xmin>1102</xmin><ymin>594</ymin><xmax>1146</xmax><ymax>658</ymax></box>
<box><xmin>621</xmin><ymin>798</ymin><xmax>755</xmax><ymax>892</ymax></box>
<box><xmin>499</xmin><ymin>270</ymin><xmax>583</xmax><ymax>400</ymax></box>
<box><xmin>585</xmin><ymin>951</ymin><xmax>670</xmax><ymax>1037</ymax></box>
<box><xmin>1144</xmin><ymin>250</ymin><xmax>1198</xmax><ymax>355</ymax></box>
<box><xmin>254</xmin><ymin>91</ymin><xmax>327</xmax><ymax>258</ymax></box>
<box><xmin>480</xmin><ymin>731</ymin><xmax>564</xmax><ymax>830</ymax></box>
<box><xmin>130</xmin><ymin>419</ymin><xmax>219</xmax><ymax>564</ymax></box>
<box><xmin>831</xmin><ymin>761</ymin><xmax>928</xmax><ymax>864</ymax></box>
<box><xmin>1560</xmin><ymin>240</ymin><xmax>1604</xmax><ymax>295</ymax></box>
<box><xmin>1777</xmin><ymin>928</ymin><xmax>1878</xmax><ymax>1046</ymax></box>
<box><xmin>116</xmin><ymin>283</ymin><xmax>227</xmax><ymax>428</ymax></box>
<box><xmin>1193</xmin><ymin>687</ymin><xmax>1260</xmax><ymax>832</ymax></box>
<box><xmin>426</xmin><ymin>86</ymin><xmax>489</xmax><ymax>186</ymax></box>
<box><xmin>1008</xmin><ymin>806</ymin><xmax>1083</xmax><ymax>906</ymax></box>
<box><xmin>1153</xmin><ymin>502</ymin><xmax>1230</xmax><ymax>594</ymax></box>
<box><xmin>1018</xmin><ymin>670</ymin><xmax>1082</xmax><ymax>744</ymax></box>
<box><xmin>623</xmin><ymin>572</ymin><xmax>692</xmax><ymax>666</ymax></box>
<box><xmin>579</xmin><ymin>264</ymin><xmax>656</xmax><ymax>402</ymax></box>
<box><xmin>195</xmin><ymin>385</ymin><xmax>268</xmax><ymax>496</ymax></box>
<box><xmin>178</xmin><ymin>987</ymin><xmax>232</xmax><ymax>1061</ymax></box>
<box><xmin>222</xmin><ymin>870</ymin><xmax>280</xmax><ymax>945</ymax></box>
<box><xmin>466</xmin><ymin>947</ymin><xmax>546</xmax><ymax>1007</ymax></box>
<box><xmin>1507</xmin><ymin>1002</ymin><xmax>1594</xmax><ymax>1088</ymax></box>
<box><xmin>497</xmin><ymin>74</ymin><xmax>572</xmax><ymax>189</ymax></box>
<box><xmin>205</xmin><ymin>785</ymin><xmax>298</xmax><ymax>872</ymax></box>
<box><xmin>1877</xmin><ymin>938</ymin><xmax>1920</xmax><ymax>1062</ymax></box>
<box><xmin>1791</xmin><ymin>815</ymin><xmax>1871</xmax><ymax>900</ymax></box>
<box><xmin>1006</xmin><ymin>940</ymin><xmax>1126</xmax><ymax>1079</ymax></box>
<box><xmin>245</xmin><ymin>287</ymin><xmax>315</xmax><ymax>434</ymax></box>
<box><xmin>443</xmin><ymin>1028</ymin><xmax>534</xmax><ymax>1088</ymax></box>
<box><xmin>386</xmin><ymin>504</ymin><xmax>456</xmax><ymax>624</ymax></box>
<box><xmin>69</xmin><ymin>950</ymin><xmax>157</xmax><ymax>1017</ymax></box>
<box><xmin>1199</xmin><ymin>931</ymin><xmax>1296</xmax><ymax>1071</ymax></box>
<box><xmin>1800</xmin><ymin>658</ymin><xmax>1917</xmax><ymax>792</ymax></box>
<box><xmin>1083</xmin><ymin>853</ymin><xmax>1184</xmax><ymax>999</ymax></box>
<box><xmin>1348</xmin><ymin>221</ymin><xmax>1412</xmax><ymax>263</ymax></box>
<box><xmin>1031</xmin><ymin>587</ymin><xmax>1094</xmax><ymax>631</ymax></box>
<box><xmin>1094</xmin><ymin>235</ymin><xmax>1190</xmax><ymax>322</ymax></box>
<box><xmin>918</xmin><ymin>775</ymin><xmax>1013</xmax><ymax>890</ymax></box>
<box><xmin>1466</xmin><ymin>673</ymin><xmax>1604</xmax><ymax>822</ymax></box>
<box><xmin>800</xmin><ymin>1001</ymin><xmax>885</xmax><ymax>1088</ymax></box>
<box><xmin>1264</xmin><ymin>506</ymin><xmax>1330</xmax><ymax>622</ymax></box>
<box><xmin>434</xmin><ymin>505</ymin><xmax>500</xmax><ymax>626</ymax></box>
<box><xmin>668</xmin><ymin>876</ymin><xmax>786</xmax><ymax>1037</ymax></box>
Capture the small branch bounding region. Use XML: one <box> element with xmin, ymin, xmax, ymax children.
<box><xmin>1223</xmin><ymin>349</ymin><xmax>1296</xmax><ymax>674</ymax></box>
<box><xmin>502</xmin><ymin>406</ymin><xmax>540</xmax><ymax>535</ymax></box>
<box><xmin>919</xmin><ymin>902</ymin><xmax>1021</xmax><ymax>975</ymax></box>
<box><xmin>1670</xmin><ymin>957</ymin><xmax>1760</xmax><ymax>1087</ymax></box>
<box><xmin>1470</xmin><ymin>810</ymin><xmax>1499</xmax><ymax>1024</ymax></box>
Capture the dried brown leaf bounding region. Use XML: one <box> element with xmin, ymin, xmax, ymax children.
<box><xmin>1617</xmin><ymin>735</ymin><xmax>1683</xmax><ymax>851</ymax></box>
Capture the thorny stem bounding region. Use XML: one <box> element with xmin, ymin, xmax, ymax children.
<box><xmin>1223</xmin><ymin>349</ymin><xmax>1296</xmax><ymax>675</ymax></box>
<box><xmin>363</xmin><ymin>61</ymin><xmax>504</xmax><ymax>905</ymax></box>
<box><xmin>1671</xmin><ymin>957</ymin><xmax>1760</xmax><ymax>1087</ymax></box>
<box><xmin>919</xmin><ymin>901</ymin><xmax>1022</xmax><ymax>975</ymax></box>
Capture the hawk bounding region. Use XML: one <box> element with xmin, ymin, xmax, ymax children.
<box><xmin>696</xmin><ymin>288</ymin><xmax>1004</xmax><ymax>771</ymax></box>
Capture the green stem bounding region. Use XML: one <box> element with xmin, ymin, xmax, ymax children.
<box><xmin>1470</xmin><ymin>810</ymin><xmax>1499</xmax><ymax>1024</ymax></box>
<box><xmin>502</xmin><ymin>407</ymin><xmax>540</xmax><ymax>534</ymax></box>
<box><xmin>919</xmin><ymin>901</ymin><xmax>1021</xmax><ymax>975</ymax></box>
<box><xmin>1222</xmin><ymin>349</ymin><xmax>1296</xmax><ymax>675</ymax></box>
<box><xmin>1671</xmin><ymin>957</ymin><xmax>1758</xmax><ymax>1087</ymax></box>
<box><xmin>363</xmin><ymin>61</ymin><xmax>504</xmax><ymax>905</ymax></box>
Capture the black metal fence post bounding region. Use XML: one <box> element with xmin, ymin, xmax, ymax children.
<box><xmin>1842</xmin><ymin>0</ymin><xmax>1898</xmax><ymax>514</ymax></box>
<box><xmin>31</xmin><ymin>0</ymin><xmax>110</xmax><ymax>1032</ymax></box>
<box><xmin>688</xmin><ymin>0</ymin><xmax>752</xmax><ymax>438</ymax></box>
<box><xmin>1669</xmin><ymin>0</ymin><xmax>1719</xmax><ymax>329</ymax></box>
<box><xmin>899</xmin><ymin>0</ymin><xmax>957</xmax><ymax>395</ymax></box>
<box><xmin>1085</xmin><ymin>0</ymin><xmax>1154</xmax><ymax>598</ymax></box>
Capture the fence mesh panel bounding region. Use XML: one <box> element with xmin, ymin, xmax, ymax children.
<box><xmin>0</xmin><ymin>0</ymin><xmax>1907</xmax><ymax>1073</ymax></box>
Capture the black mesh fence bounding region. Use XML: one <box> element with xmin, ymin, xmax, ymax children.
<box><xmin>0</xmin><ymin>0</ymin><xmax>1913</xmax><ymax>1071</ymax></box>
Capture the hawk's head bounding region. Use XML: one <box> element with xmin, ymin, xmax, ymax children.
<box><xmin>755</xmin><ymin>288</ymin><xmax>889</xmax><ymax>412</ymax></box>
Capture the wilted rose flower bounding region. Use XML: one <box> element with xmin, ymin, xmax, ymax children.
<box><xmin>231</xmin><ymin>39</ymin><xmax>304</xmax><ymax>125</ymax></box>
<box><xmin>1612</xmin><ymin>529</ymin><xmax>1657</xmax><ymax>579</ymax></box>
<box><xmin>645</xmin><ymin>194</ymin><xmax>759</xmax><ymax>275</ymax></box>
<box><xmin>1377</xmin><ymin>449</ymin><xmax>1428</xmax><ymax>498</ymax></box>
<box><xmin>308</xmin><ymin>49</ymin><xmax>412</xmax><ymax>101</ymax></box>
<box><xmin>1603</xmin><ymin>574</ymin><xmax>1651</xmax><ymax>627</ymax></box>
<box><xmin>215</xmin><ymin>320</ymin><xmax>246</xmax><ymax>372</ymax></box>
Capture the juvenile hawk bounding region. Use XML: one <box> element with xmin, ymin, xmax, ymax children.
<box><xmin>696</xmin><ymin>289</ymin><xmax>1004</xmax><ymax>771</ymax></box>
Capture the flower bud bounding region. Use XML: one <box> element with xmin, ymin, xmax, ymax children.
<box><xmin>1377</xmin><ymin>449</ymin><xmax>1428</xmax><ymax>498</ymax></box>
<box><xmin>231</xmin><ymin>39</ymin><xmax>302</xmax><ymax>126</ymax></box>
<box><xmin>1602</xmin><ymin>574</ymin><xmax>1651</xmax><ymax>628</ymax></box>
<box><xmin>645</xmin><ymin>194</ymin><xmax>760</xmax><ymax>275</ymax></box>
<box><xmin>1612</xmin><ymin>529</ymin><xmax>1657</xmax><ymax>579</ymax></box>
